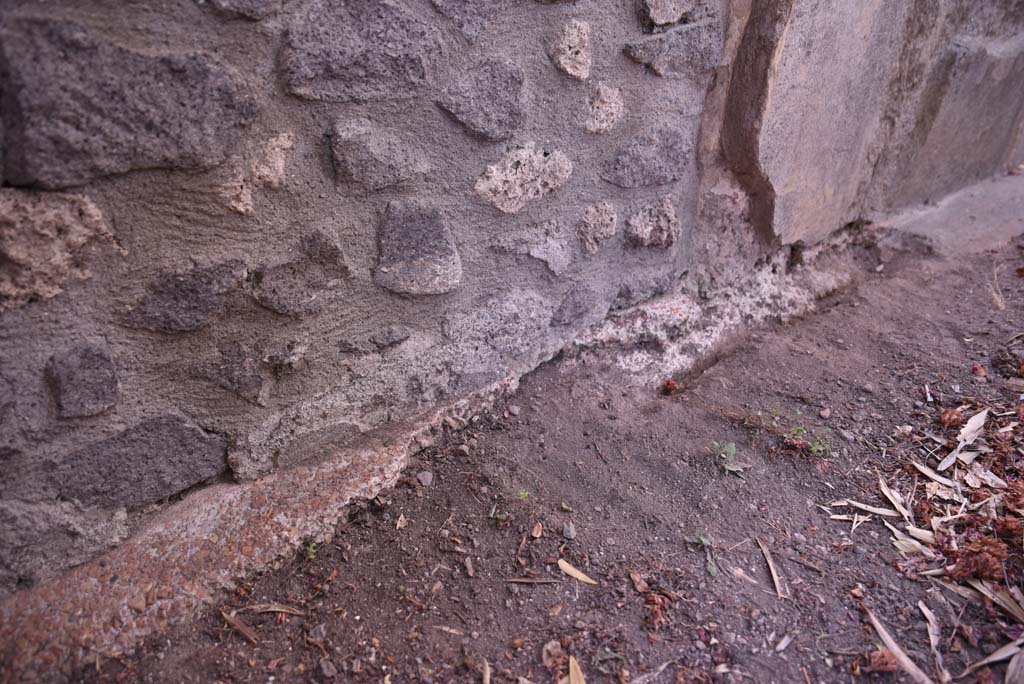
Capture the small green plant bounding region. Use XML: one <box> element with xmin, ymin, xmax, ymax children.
<box><xmin>785</xmin><ymin>427</ymin><xmax>831</xmax><ymax>457</ymax></box>
<box><xmin>517</xmin><ymin>488</ymin><xmax>529</xmax><ymax>501</ymax></box>
<box><xmin>711</xmin><ymin>441</ymin><xmax>746</xmax><ymax>477</ymax></box>
<box><xmin>305</xmin><ymin>539</ymin><xmax>317</xmax><ymax>561</ymax></box>
<box><xmin>687</xmin><ymin>532</ymin><xmax>718</xmax><ymax>576</ymax></box>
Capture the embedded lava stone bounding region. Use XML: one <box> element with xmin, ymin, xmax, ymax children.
<box><xmin>45</xmin><ymin>344</ymin><xmax>118</xmax><ymax>418</ymax></box>
<box><xmin>126</xmin><ymin>261</ymin><xmax>244</xmax><ymax>333</ymax></box>
<box><xmin>374</xmin><ymin>203</ymin><xmax>462</xmax><ymax>296</ymax></box>
<box><xmin>56</xmin><ymin>416</ymin><xmax>228</xmax><ymax>508</ymax></box>
<box><xmin>0</xmin><ymin>17</ymin><xmax>255</xmax><ymax>189</ymax></box>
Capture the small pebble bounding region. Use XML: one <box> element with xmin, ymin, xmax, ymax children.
<box><xmin>508</xmin><ymin>405</ymin><xmax>521</xmax><ymax>416</ymax></box>
<box><xmin>456</xmin><ymin>444</ymin><xmax>470</xmax><ymax>456</ymax></box>
<box><xmin>416</xmin><ymin>471</ymin><xmax>434</xmax><ymax>487</ymax></box>
<box><xmin>819</xmin><ymin>407</ymin><xmax>831</xmax><ymax>419</ymax></box>
<box><xmin>320</xmin><ymin>657</ymin><xmax>338</xmax><ymax>679</ymax></box>
<box><xmin>563</xmin><ymin>522</ymin><xmax>577</xmax><ymax>540</ymax></box>
<box><xmin>792</xmin><ymin>532</ymin><xmax>808</xmax><ymax>544</ymax></box>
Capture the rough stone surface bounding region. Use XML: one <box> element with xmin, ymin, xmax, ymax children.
<box><xmin>204</xmin><ymin>0</ymin><xmax>279</xmax><ymax>20</ymax></box>
<box><xmin>374</xmin><ymin>203</ymin><xmax>462</xmax><ymax>296</ymax></box>
<box><xmin>549</xmin><ymin>20</ymin><xmax>591</xmax><ymax>80</ymax></box>
<box><xmin>601</xmin><ymin>126</ymin><xmax>690</xmax><ymax>188</ymax></box>
<box><xmin>281</xmin><ymin>0</ymin><xmax>437</xmax><ymax>102</ymax></box>
<box><xmin>205</xmin><ymin>343</ymin><xmax>270</xmax><ymax>406</ymax></box>
<box><xmin>0</xmin><ymin>189</ymin><xmax>112</xmax><ymax>312</ymax></box>
<box><xmin>126</xmin><ymin>261</ymin><xmax>245</xmax><ymax>333</ymax></box>
<box><xmin>0</xmin><ymin>500</ymin><xmax>128</xmax><ymax>597</ymax></box>
<box><xmin>56</xmin><ymin>415</ymin><xmax>227</xmax><ymax>508</ymax></box>
<box><xmin>443</xmin><ymin>290</ymin><xmax>552</xmax><ymax>378</ymax></box>
<box><xmin>0</xmin><ymin>17</ymin><xmax>255</xmax><ymax>189</ymax></box>
<box><xmin>642</xmin><ymin>0</ymin><xmax>693</xmax><ymax>26</ymax></box>
<box><xmin>45</xmin><ymin>344</ymin><xmax>119</xmax><ymax>419</ymax></box>
<box><xmin>437</xmin><ymin>59</ymin><xmax>526</xmax><ymax>141</ymax></box>
<box><xmin>0</xmin><ymin>0</ymin><xmax>1022</xmax><ymax>669</ymax></box>
<box><xmin>496</xmin><ymin>220</ymin><xmax>575</xmax><ymax>276</ymax></box>
<box><xmin>725</xmin><ymin>1</ymin><xmax>1024</xmax><ymax>243</ymax></box>
<box><xmin>625</xmin><ymin>20</ymin><xmax>724</xmax><ymax>79</ymax></box>
<box><xmin>552</xmin><ymin>283</ymin><xmax>607</xmax><ymax>327</ymax></box>
<box><xmin>250</xmin><ymin>231</ymin><xmax>349</xmax><ymax>317</ymax></box>
<box><xmin>475</xmin><ymin>143</ymin><xmax>573</xmax><ymax>213</ymax></box>
<box><xmin>221</xmin><ymin>133</ymin><xmax>294</xmax><ymax>214</ymax></box>
<box><xmin>430</xmin><ymin>0</ymin><xmax>501</xmax><ymax>42</ymax></box>
<box><xmin>577</xmin><ymin>201</ymin><xmax>618</xmax><ymax>254</ymax></box>
<box><xmin>882</xmin><ymin>36</ymin><xmax>1024</xmax><ymax>207</ymax></box>
<box><xmin>331</xmin><ymin>118</ymin><xmax>429</xmax><ymax>193</ymax></box>
<box><xmin>626</xmin><ymin>198</ymin><xmax>680</xmax><ymax>249</ymax></box>
<box><xmin>584</xmin><ymin>83</ymin><xmax>625</xmax><ymax>134</ymax></box>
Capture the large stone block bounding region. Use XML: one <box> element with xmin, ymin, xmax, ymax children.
<box><xmin>330</xmin><ymin>118</ymin><xmax>429</xmax><ymax>193</ymax></box>
<box><xmin>45</xmin><ymin>343</ymin><xmax>119</xmax><ymax>418</ymax></box>
<box><xmin>437</xmin><ymin>59</ymin><xmax>526</xmax><ymax>141</ymax></box>
<box><xmin>0</xmin><ymin>189</ymin><xmax>112</xmax><ymax>312</ymax></box>
<box><xmin>126</xmin><ymin>261</ymin><xmax>245</xmax><ymax>333</ymax></box>
<box><xmin>884</xmin><ymin>36</ymin><xmax>1024</xmax><ymax>207</ymax></box>
<box><xmin>374</xmin><ymin>203</ymin><xmax>462</xmax><ymax>296</ymax></box>
<box><xmin>601</xmin><ymin>126</ymin><xmax>690</xmax><ymax>188</ymax></box>
<box><xmin>281</xmin><ymin>0</ymin><xmax>437</xmax><ymax>102</ymax></box>
<box><xmin>721</xmin><ymin>0</ymin><xmax>905</xmax><ymax>243</ymax></box>
<box><xmin>0</xmin><ymin>17</ymin><xmax>255</xmax><ymax>189</ymax></box>
<box><xmin>56</xmin><ymin>415</ymin><xmax>227</xmax><ymax>508</ymax></box>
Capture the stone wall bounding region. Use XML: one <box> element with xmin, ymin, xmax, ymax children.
<box><xmin>0</xmin><ymin>0</ymin><xmax>1022</xmax><ymax>601</ymax></box>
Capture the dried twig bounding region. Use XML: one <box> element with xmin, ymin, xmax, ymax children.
<box><xmin>220</xmin><ymin>609</ymin><xmax>259</xmax><ymax>644</ymax></box>
<box><xmin>241</xmin><ymin>603</ymin><xmax>305</xmax><ymax>616</ymax></box>
<box><xmin>756</xmin><ymin>537</ymin><xmax>786</xmax><ymax>599</ymax></box>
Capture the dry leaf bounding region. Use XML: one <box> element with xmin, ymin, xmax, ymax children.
<box><xmin>956</xmin><ymin>409</ymin><xmax>988</xmax><ymax>453</ymax></box>
<box><xmin>833</xmin><ymin>499</ymin><xmax>900</xmax><ymax>517</ymax></box>
<box><xmin>918</xmin><ymin>602</ymin><xmax>951</xmax><ymax>683</ymax></box>
<box><xmin>940</xmin><ymin>408</ymin><xmax>963</xmax><ymax>429</ymax></box>
<box><xmin>879</xmin><ymin>478</ymin><xmax>912</xmax><ymax>522</ymax></box>
<box><xmin>542</xmin><ymin>640</ymin><xmax>564</xmax><ymax>671</ymax></box>
<box><xmin>569</xmin><ymin>656</ymin><xmax>586</xmax><ymax>684</ymax></box>
<box><xmin>959</xmin><ymin>637</ymin><xmax>1024</xmax><ymax>677</ymax></box>
<box><xmin>912</xmin><ymin>461</ymin><xmax>957</xmax><ymax>486</ymax></box>
<box><xmin>558</xmin><ymin>559</ymin><xmax>598</xmax><ymax>585</ymax></box>
<box><xmin>864</xmin><ymin>607</ymin><xmax>937</xmax><ymax>684</ymax></box>
<box><xmin>1005</xmin><ymin>651</ymin><xmax>1024</xmax><ymax>684</ymax></box>
<box><xmin>968</xmin><ymin>463</ymin><xmax>1007</xmax><ymax>489</ymax></box>
<box><xmin>865</xmin><ymin>649</ymin><xmax>899</xmax><ymax>673</ymax></box>
<box><xmin>629</xmin><ymin>571</ymin><xmax>650</xmax><ymax>594</ymax></box>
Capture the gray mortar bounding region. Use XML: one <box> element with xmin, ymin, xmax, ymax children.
<box><xmin>0</xmin><ymin>0</ymin><xmax>1021</xmax><ymax>605</ymax></box>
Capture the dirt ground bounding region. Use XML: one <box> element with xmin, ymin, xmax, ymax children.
<box><xmin>83</xmin><ymin>233</ymin><xmax>1024</xmax><ymax>684</ymax></box>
